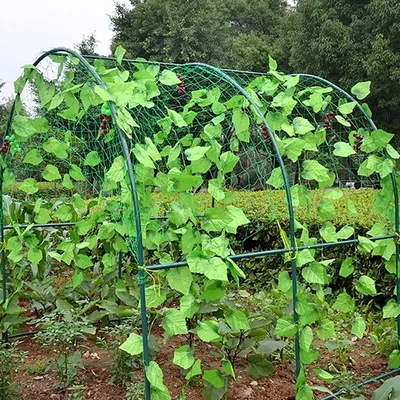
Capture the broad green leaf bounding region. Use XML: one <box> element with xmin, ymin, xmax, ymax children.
<box><xmin>159</xmin><ymin>70</ymin><xmax>181</xmax><ymax>85</ymax></box>
<box><xmin>20</xmin><ymin>178</ymin><xmax>38</xmax><ymax>194</ymax></box>
<box><xmin>119</xmin><ymin>333</ymin><xmax>143</xmax><ymax>355</ymax></box>
<box><xmin>318</xmin><ymin>199</ymin><xmax>336</xmax><ymax>220</ymax></box>
<box><xmin>351</xmin><ymin>81</ymin><xmax>371</xmax><ymax>100</ymax></box>
<box><xmin>69</xmin><ymin>165</ymin><xmax>86</xmax><ymax>181</ymax></box>
<box><xmin>203</xmin><ymin>369</ymin><xmax>225</xmax><ymax>388</ymax></box>
<box><xmin>161</xmin><ymin>309</ymin><xmax>188</xmax><ymax>336</ymax></box>
<box><xmin>301</xmin><ymin>160</ymin><xmax>330</xmax><ymax>183</ymax></box>
<box><xmin>275</xmin><ymin>315</ymin><xmax>297</xmax><ymax>337</ymax></box>
<box><xmin>232</xmin><ymin>109</ymin><xmax>250</xmax><ymax>142</ymax></box>
<box><xmin>313</xmin><ymin>369</ymin><xmax>334</xmax><ymax>382</ymax></box>
<box><xmin>196</xmin><ymin>320</ymin><xmax>220</xmax><ymax>342</ymax></box>
<box><xmin>106</xmin><ymin>156</ymin><xmax>126</xmax><ymax>182</ymax></box>
<box><xmin>316</xmin><ymin>319</ymin><xmax>335</xmax><ymax>340</ymax></box>
<box><xmin>383</xmin><ymin>299</ymin><xmax>400</xmax><ymax>319</ymax></box>
<box><xmin>166</xmin><ymin>267</ymin><xmax>193</xmax><ymax>295</ymax></box>
<box><xmin>115</xmin><ymin>45</ymin><xmax>126</xmax><ymax>65</ymax></box>
<box><xmin>27</xmin><ymin>248</ymin><xmax>42</xmax><ymax>266</ymax></box>
<box><xmin>332</xmin><ymin>293</ymin><xmax>355</xmax><ymax>313</ymax></box>
<box><xmin>42</xmin><ymin>164</ymin><xmax>61</xmax><ymax>181</ymax></box>
<box><xmin>338</xmin><ymin>101</ymin><xmax>357</xmax><ymax>115</ymax></box>
<box><xmin>267</xmin><ymin>167</ymin><xmax>284</xmax><ymax>189</ymax></box>
<box><xmin>335</xmin><ymin>115</ymin><xmax>351</xmax><ymax>127</ymax></box>
<box><xmin>222</xmin><ymin>359</ymin><xmax>235</xmax><ymax>379</ymax></box>
<box><xmin>293</xmin><ymin>117</ymin><xmax>315</xmax><ymax>135</ymax></box>
<box><xmin>23</xmin><ymin>149</ymin><xmax>43</xmax><ymax>165</ymax></box>
<box><xmin>225</xmin><ymin>308</ymin><xmax>249</xmax><ymax>330</ymax></box>
<box><xmin>355</xmin><ymin>275</ymin><xmax>377</xmax><ymax>296</ymax></box>
<box><xmin>300</xmin><ymin>326</ymin><xmax>313</xmax><ymax>351</ymax></box>
<box><xmin>186</xmin><ymin>359</ymin><xmax>202</xmax><ymax>380</ymax></box>
<box><xmin>333</xmin><ymin>142</ymin><xmax>356</xmax><ymax>157</ymax></box>
<box><xmin>220</xmin><ymin>151</ymin><xmax>239</xmax><ymax>173</ymax></box>
<box><xmin>167</xmin><ymin>109</ymin><xmax>187</xmax><ymax>127</ymax></box>
<box><xmin>389</xmin><ymin>350</ymin><xmax>400</xmax><ymax>370</ymax></box>
<box><xmin>84</xmin><ymin>151</ymin><xmax>101</xmax><ymax>166</ymax></box>
<box><xmin>339</xmin><ymin>257</ymin><xmax>354</xmax><ymax>278</ymax></box>
<box><xmin>351</xmin><ymin>316</ymin><xmax>366</xmax><ymax>339</ymax></box>
<box><xmin>302</xmin><ymin>262</ymin><xmax>328</xmax><ymax>285</ymax></box>
<box><xmin>173</xmin><ymin>345</ymin><xmax>195</xmax><ymax>369</ymax></box>
<box><xmin>247</xmin><ymin>354</ymin><xmax>274</xmax><ymax>379</ymax></box>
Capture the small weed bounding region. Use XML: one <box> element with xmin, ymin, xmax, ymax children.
<box><xmin>24</xmin><ymin>357</ymin><xmax>50</xmax><ymax>375</ymax></box>
<box><xmin>126</xmin><ymin>380</ymin><xmax>145</xmax><ymax>400</ymax></box>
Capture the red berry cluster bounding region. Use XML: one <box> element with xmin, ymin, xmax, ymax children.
<box><xmin>100</xmin><ymin>114</ymin><xmax>111</xmax><ymax>136</ymax></box>
<box><xmin>0</xmin><ymin>140</ymin><xmax>9</xmax><ymax>154</ymax></box>
<box><xmin>260</xmin><ymin>125</ymin><xmax>271</xmax><ymax>144</ymax></box>
<box><xmin>353</xmin><ymin>133</ymin><xmax>363</xmax><ymax>151</ymax></box>
<box><xmin>323</xmin><ymin>112</ymin><xmax>335</xmax><ymax>132</ymax></box>
<box><xmin>176</xmin><ymin>76</ymin><xmax>186</xmax><ymax>96</ymax></box>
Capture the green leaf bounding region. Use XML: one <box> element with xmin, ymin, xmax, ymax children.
<box><xmin>232</xmin><ymin>109</ymin><xmax>250</xmax><ymax>142</ymax></box>
<box><xmin>318</xmin><ymin>199</ymin><xmax>336</xmax><ymax>220</ymax></box>
<box><xmin>313</xmin><ymin>369</ymin><xmax>334</xmax><ymax>382</ymax></box>
<box><xmin>173</xmin><ymin>345</ymin><xmax>195</xmax><ymax>370</ymax></box>
<box><xmin>225</xmin><ymin>308</ymin><xmax>249</xmax><ymax>330</ymax></box>
<box><xmin>69</xmin><ymin>165</ymin><xmax>86</xmax><ymax>181</ymax></box>
<box><xmin>146</xmin><ymin>361</ymin><xmax>166</xmax><ymax>391</ymax></box>
<box><xmin>346</xmin><ymin>200</ymin><xmax>357</xmax><ymax>217</ymax></box>
<box><xmin>383</xmin><ymin>300</ymin><xmax>400</xmax><ymax>319</ymax></box>
<box><xmin>283</xmin><ymin>138</ymin><xmax>306</xmax><ymax>162</ymax></box>
<box><xmin>106</xmin><ymin>156</ymin><xmax>126</xmax><ymax>183</ymax></box>
<box><xmin>166</xmin><ymin>267</ymin><xmax>192</xmax><ymax>295</ymax></box>
<box><xmin>351</xmin><ymin>316</ymin><xmax>366</xmax><ymax>339</ymax></box>
<box><xmin>275</xmin><ymin>315</ymin><xmax>297</xmax><ymax>337</ymax></box>
<box><xmin>203</xmin><ymin>369</ymin><xmax>225</xmax><ymax>388</ymax></box>
<box><xmin>372</xmin><ymin>375</ymin><xmax>400</xmax><ymax>399</ymax></box>
<box><xmin>196</xmin><ymin>320</ymin><xmax>220</xmax><ymax>342</ymax></box>
<box><xmin>167</xmin><ymin>109</ymin><xmax>187</xmax><ymax>127</ymax></box>
<box><xmin>84</xmin><ymin>151</ymin><xmax>101</xmax><ymax>167</ymax></box>
<box><xmin>43</xmin><ymin>137</ymin><xmax>69</xmax><ymax>159</ymax></box>
<box><xmin>333</xmin><ymin>142</ymin><xmax>356</xmax><ymax>157</ymax></box>
<box><xmin>293</xmin><ymin>117</ymin><xmax>315</xmax><ymax>135</ymax></box>
<box><xmin>42</xmin><ymin>164</ymin><xmax>61</xmax><ymax>181</ymax></box>
<box><xmin>351</xmin><ymin>81</ymin><xmax>371</xmax><ymax>100</ymax></box>
<box><xmin>339</xmin><ymin>257</ymin><xmax>354</xmax><ymax>278</ymax></box>
<box><xmin>119</xmin><ymin>333</ymin><xmax>143</xmax><ymax>355</ymax></box>
<box><xmin>335</xmin><ymin>115</ymin><xmax>351</xmax><ymax>127</ymax></box>
<box><xmin>267</xmin><ymin>167</ymin><xmax>284</xmax><ymax>189</ymax></box>
<box><xmin>389</xmin><ymin>350</ymin><xmax>400</xmax><ymax>370</ymax></box>
<box><xmin>115</xmin><ymin>45</ymin><xmax>126</xmax><ymax>65</ymax></box>
<box><xmin>332</xmin><ymin>293</ymin><xmax>355</xmax><ymax>313</ymax></box>
<box><xmin>300</xmin><ymin>326</ymin><xmax>313</xmax><ymax>351</ymax></box>
<box><xmin>20</xmin><ymin>178</ymin><xmax>39</xmax><ymax>194</ymax></box>
<box><xmin>12</xmin><ymin>115</ymin><xmax>36</xmax><ymax>140</ymax></box>
<box><xmin>220</xmin><ymin>151</ymin><xmax>239</xmax><ymax>173</ymax></box>
<box><xmin>222</xmin><ymin>359</ymin><xmax>235</xmax><ymax>379</ymax></box>
<box><xmin>27</xmin><ymin>248</ymin><xmax>42</xmax><ymax>266</ymax></box>
<box><xmin>269</xmin><ymin>56</ymin><xmax>278</xmax><ymax>71</ymax></box>
<box><xmin>355</xmin><ymin>275</ymin><xmax>377</xmax><ymax>296</ymax></box>
<box><xmin>316</xmin><ymin>319</ymin><xmax>335</xmax><ymax>340</ymax></box>
<box><xmin>338</xmin><ymin>101</ymin><xmax>357</xmax><ymax>115</ymax></box>
<box><xmin>301</xmin><ymin>160</ymin><xmax>330</xmax><ymax>183</ymax></box>
<box><xmin>186</xmin><ymin>359</ymin><xmax>202</xmax><ymax>380</ymax></box>
<box><xmin>159</xmin><ymin>70</ymin><xmax>181</xmax><ymax>85</ymax></box>
<box><xmin>185</xmin><ymin>146</ymin><xmax>210</xmax><ymax>161</ymax></box>
<box><xmin>247</xmin><ymin>354</ymin><xmax>274</xmax><ymax>379</ymax></box>
<box><xmin>23</xmin><ymin>149</ymin><xmax>43</xmax><ymax>165</ymax></box>
<box><xmin>302</xmin><ymin>262</ymin><xmax>328</xmax><ymax>285</ymax></box>
<box><xmin>162</xmin><ymin>309</ymin><xmax>188</xmax><ymax>336</ymax></box>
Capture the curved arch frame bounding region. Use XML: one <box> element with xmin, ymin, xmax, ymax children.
<box><xmin>1</xmin><ymin>49</ymin><xmax>399</xmax><ymax>399</ymax></box>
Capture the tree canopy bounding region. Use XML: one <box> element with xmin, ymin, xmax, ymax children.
<box><xmin>109</xmin><ymin>0</ymin><xmax>400</xmax><ymax>133</ymax></box>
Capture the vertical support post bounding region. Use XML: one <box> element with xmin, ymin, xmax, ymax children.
<box><xmin>0</xmin><ymin>165</ymin><xmax>6</xmax><ymax>305</ymax></box>
<box><xmin>291</xmin><ymin>257</ymin><xmax>300</xmax><ymax>377</ymax></box>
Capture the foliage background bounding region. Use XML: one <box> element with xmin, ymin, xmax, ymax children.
<box><xmin>108</xmin><ymin>0</ymin><xmax>400</xmax><ymax>136</ymax></box>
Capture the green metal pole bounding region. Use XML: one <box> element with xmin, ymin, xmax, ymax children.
<box><xmin>0</xmin><ymin>164</ymin><xmax>6</xmax><ymax>305</ymax></box>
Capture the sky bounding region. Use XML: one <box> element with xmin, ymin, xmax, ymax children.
<box><xmin>0</xmin><ymin>0</ymin><xmax>129</xmax><ymax>99</ymax></box>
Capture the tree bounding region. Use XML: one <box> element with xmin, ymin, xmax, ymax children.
<box><xmin>110</xmin><ymin>0</ymin><xmax>289</xmax><ymax>70</ymax></box>
<box><xmin>75</xmin><ymin>33</ymin><xmax>99</xmax><ymax>56</ymax></box>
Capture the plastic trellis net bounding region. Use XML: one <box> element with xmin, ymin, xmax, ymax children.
<box><xmin>1</xmin><ymin>47</ymin><xmax>399</xmax><ymax>400</ymax></box>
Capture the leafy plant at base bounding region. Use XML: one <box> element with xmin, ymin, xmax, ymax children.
<box><xmin>0</xmin><ymin>342</ymin><xmax>27</xmax><ymax>400</ymax></box>
<box><xmin>34</xmin><ymin>310</ymin><xmax>95</xmax><ymax>394</ymax></box>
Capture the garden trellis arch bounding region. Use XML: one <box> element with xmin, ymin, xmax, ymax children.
<box><xmin>2</xmin><ymin>47</ymin><xmax>400</xmax><ymax>400</ymax></box>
